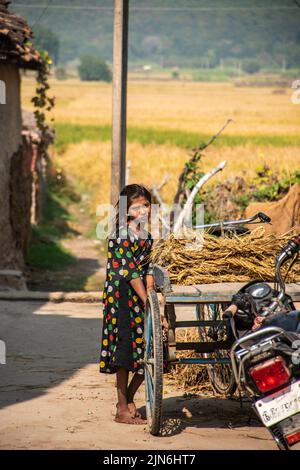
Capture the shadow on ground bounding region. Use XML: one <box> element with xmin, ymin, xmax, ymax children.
<box><xmin>0</xmin><ymin>300</ymin><xmax>102</xmax><ymax>410</ymax></box>
<box><xmin>138</xmin><ymin>394</ymin><xmax>263</xmax><ymax>438</ymax></box>
<box><xmin>1</xmin><ymin>300</ymin><xmax>264</xmax><ymax>441</ymax></box>
<box><xmin>26</xmin><ymin>255</ymin><xmax>105</xmax><ymax>292</ymax></box>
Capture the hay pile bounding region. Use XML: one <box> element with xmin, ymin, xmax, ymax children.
<box><xmin>152</xmin><ymin>227</ymin><xmax>300</xmax><ymax>285</ymax></box>
<box><xmin>166</xmin><ymin>328</ymin><xmax>211</xmax><ymax>394</ymax></box>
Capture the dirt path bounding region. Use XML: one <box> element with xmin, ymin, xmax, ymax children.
<box><xmin>26</xmin><ymin>201</ymin><xmax>107</xmax><ymax>292</ymax></box>
<box><xmin>0</xmin><ymin>300</ymin><xmax>277</xmax><ymax>450</ymax></box>
<box><xmin>61</xmin><ymin>236</ymin><xmax>106</xmax><ymax>290</ymax></box>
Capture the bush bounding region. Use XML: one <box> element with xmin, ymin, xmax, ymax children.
<box><xmin>193</xmin><ymin>67</ymin><xmax>237</xmax><ymax>82</ymax></box>
<box><xmin>33</xmin><ymin>25</ymin><xmax>60</xmax><ymax>65</ymax></box>
<box><xmin>78</xmin><ymin>54</ymin><xmax>112</xmax><ymax>82</ymax></box>
<box><xmin>243</xmin><ymin>59</ymin><xmax>261</xmax><ymax>74</ymax></box>
<box><xmin>55</xmin><ymin>66</ymin><xmax>67</xmax><ymax>80</ymax></box>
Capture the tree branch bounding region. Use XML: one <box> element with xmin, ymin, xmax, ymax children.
<box><xmin>173</xmin><ymin>160</ymin><xmax>227</xmax><ymax>233</ymax></box>
<box><xmin>192</xmin><ymin>118</ymin><xmax>233</xmax><ymax>153</ymax></box>
<box><xmin>173</xmin><ymin>119</ymin><xmax>233</xmax><ymax>204</ymax></box>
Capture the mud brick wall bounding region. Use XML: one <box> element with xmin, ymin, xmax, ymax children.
<box><xmin>9</xmin><ymin>136</ymin><xmax>33</xmax><ymax>263</ymax></box>
<box><xmin>0</xmin><ymin>63</ymin><xmax>24</xmax><ymax>269</ymax></box>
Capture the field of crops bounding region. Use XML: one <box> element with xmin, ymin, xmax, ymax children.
<box><xmin>22</xmin><ymin>76</ymin><xmax>300</xmax><ymax>133</ymax></box>
<box><xmin>22</xmin><ymin>76</ymin><xmax>300</xmax><ymax>213</ymax></box>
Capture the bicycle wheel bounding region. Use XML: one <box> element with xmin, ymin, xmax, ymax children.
<box><xmin>197</xmin><ymin>303</ymin><xmax>236</xmax><ymax>396</ymax></box>
<box><xmin>144</xmin><ymin>289</ymin><xmax>163</xmax><ymax>435</ymax></box>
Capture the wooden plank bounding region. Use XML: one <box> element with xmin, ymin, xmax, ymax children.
<box><xmin>175</xmin><ymin>320</ymin><xmax>228</xmax><ymax>328</ymax></box>
<box><xmin>176</xmin><ymin>340</ymin><xmax>232</xmax><ymax>353</ymax></box>
<box><xmin>166</xmin><ymin>294</ymin><xmax>232</xmax><ymax>303</ymax></box>
<box><xmin>166</xmin><ymin>282</ymin><xmax>300</xmax><ymax>302</ymax></box>
<box><xmin>175</xmin><ymin>358</ymin><xmax>231</xmax><ymax>365</ymax></box>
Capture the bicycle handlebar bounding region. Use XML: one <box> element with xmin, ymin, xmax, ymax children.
<box><xmin>257</xmin><ymin>212</ymin><xmax>271</xmax><ymax>224</ymax></box>
<box><xmin>194</xmin><ymin>212</ymin><xmax>271</xmax><ymax>230</ymax></box>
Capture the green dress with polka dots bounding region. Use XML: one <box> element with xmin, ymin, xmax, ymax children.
<box><xmin>99</xmin><ymin>225</ymin><xmax>154</xmax><ymax>375</ymax></box>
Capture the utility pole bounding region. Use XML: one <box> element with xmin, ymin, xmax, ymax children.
<box><xmin>111</xmin><ymin>0</ymin><xmax>129</xmax><ymax>206</ymax></box>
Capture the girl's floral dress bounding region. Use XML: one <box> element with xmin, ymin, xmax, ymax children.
<box><xmin>99</xmin><ymin>225</ymin><xmax>154</xmax><ymax>375</ymax></box>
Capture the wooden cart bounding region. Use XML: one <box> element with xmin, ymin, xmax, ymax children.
<box><xmin>144</xmin><ymin>265</ymin><xmax>300</xmax><ymax>435</ymax></box>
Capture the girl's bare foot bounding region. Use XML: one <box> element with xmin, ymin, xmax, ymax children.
<box><xmin>128</xmin><ymin>402</ymin><xmax>142</xmax><ymax>419</ymax></box>
<box><xmin>115</xmin><ymin>405</ymin><xmax>146</xmax><ymax>425</ymax></box>
<box><xmin>116</xmin><ymin>402</ymin><xmax>142</xmax><ymax>419</ymax></box>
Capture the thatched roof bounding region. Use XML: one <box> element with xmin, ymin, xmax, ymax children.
<box><xmin>0</xmin><ymin>0</ymin><xmax>42</xmax><ymax>69</ymax></box>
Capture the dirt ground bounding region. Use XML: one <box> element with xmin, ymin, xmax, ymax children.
<box><xmin>0</xmin><ymin>299</ymin><xmax>277</xmax><ymax>450</ymax></box>
<box><xmin>25</xmin><ymin>236</ymin><xmax>107</xmax><ymax>292</ymax></box>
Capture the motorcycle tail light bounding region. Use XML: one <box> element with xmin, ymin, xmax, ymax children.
<box><xmin>249</xmin><ymin>356</ymin><xmax>290</xmax><ymax>393</ymax></box>
<box><xmin>285</xmin><ymin>430</ymin><xmax>300</xmax><ymax>446</ymax></box>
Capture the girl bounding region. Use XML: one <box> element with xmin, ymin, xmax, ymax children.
<box><xmin>99</xmin><ymin>184</ymin><xmax>154</xmax><ymax>425</ymax></box>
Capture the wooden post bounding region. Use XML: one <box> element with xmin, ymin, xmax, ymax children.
<box><xmin>111</xmin><ymin>0</ymin><xmax>129</xmax><ymax>206</ymax></box>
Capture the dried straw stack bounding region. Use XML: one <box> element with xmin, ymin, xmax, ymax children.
<box><xmin>166</xmin><ymin>328</ymin><xmax>211</xmax><ymax>394</ymax></box>
<box><xmin>151</xmin><ymin>227</ymin><xmax>300</xmax><ymax>285</ymax></box>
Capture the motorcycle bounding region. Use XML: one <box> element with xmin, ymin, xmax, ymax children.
<box><xmin>223</xmin><ymin>233</ymin><xmax>300</xmax><ymax>450</ymax></box>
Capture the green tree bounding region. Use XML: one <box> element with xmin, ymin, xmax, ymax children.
<box><xmin>33</xmin><ymin>26</ymin><xmax>59</xmax><ymax>65</ymax></box>
<box><xmin>78</xmin><ymin>55</ymin><xmax>112</xmax><ymax>82</ymax></box>
<box><xmin>243</xmin><ymin>59</ymin><xmax>261</xmax><ymax>74</ymax></box>
<box><xmin>55</xmin><ymin>66</ymin><xmax>67</xmax><ymax>80</ymax></box>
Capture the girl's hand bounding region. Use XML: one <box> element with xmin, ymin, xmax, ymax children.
<box><xmin>146</xmin><ymin>274</ymin><xmax>154</xmax><ymax>293</ymax></box>
<box><xmin>146</xmin><ymin>287</ymin><xmax>153</xmax><ymax>296</ymax></box>
<box><xmin>142</xmin><ymin>275</ymin><xmax>154</xmax><ymax>310</ymax></box>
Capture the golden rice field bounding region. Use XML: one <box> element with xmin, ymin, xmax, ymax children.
<box><xmin>22</xmin><ymin>76</ymin><xmax>300</xmax><ymax>135</ymax></box>
<box><xmin>55</xmin><ymin>140</ymin><xmax>300</xmax><ymax>215</ymax></box>
<box><xmin>21</xmin><ymin>76</ymin><xmax>300</xmax><ymax>211</ymax></box>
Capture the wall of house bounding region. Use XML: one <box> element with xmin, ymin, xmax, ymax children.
<box><xmin>0</xmin><ymin>63</ymin><xmax>24</xmax><ymax>269</ymax></box>
<box><xmin>10</xmin><ymin>134</ymin><xmax>35</xmax><ymax>262</ymax></box>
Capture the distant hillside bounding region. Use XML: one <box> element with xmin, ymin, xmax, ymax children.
<box><xmin>12</xmin><ymin>0</ymin><xmax>300</xmax><ymax>68</ymax></box>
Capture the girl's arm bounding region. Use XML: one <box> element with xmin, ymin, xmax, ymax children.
<box><xmin>145</xmin><ymin>274</ymin><xmax>154</xmax><ymax>294</ymax></box>
<box><xmin>130</xmin><ymin>277</ymin><xmax>147</xmax><ymax>305</ymax></box>
<box><xmin>145</xmin><ymin>259</ymin><xmax>154</xmax><ymax>293</ymax></box>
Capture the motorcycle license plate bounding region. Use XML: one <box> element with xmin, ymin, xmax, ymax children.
<box><xmin>254</xmin><ymin>380</ymin><xmax>300</xmax><ymax>427</ymax></box>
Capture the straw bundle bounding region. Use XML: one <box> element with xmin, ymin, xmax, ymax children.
<box><xmin>152</xmin><ymin>227</ymin><xmax>300</xmax><ymax>285</ymax></box>
<box><xmin>166</xmin><ymin>328</ymin><xmax>211</xmax><ymax>394</ymax></box>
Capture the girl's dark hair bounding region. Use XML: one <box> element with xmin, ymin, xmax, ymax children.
<box><xmin>110</xmin><ymin>184</ymin><xmax>152</xmax><ymax>237</ymax></box>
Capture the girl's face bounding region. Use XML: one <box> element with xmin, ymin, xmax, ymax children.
<box><xmin>128</xmin><ymin>196</ymin><xmax>151</xmax><ymax>224</ymax></box>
